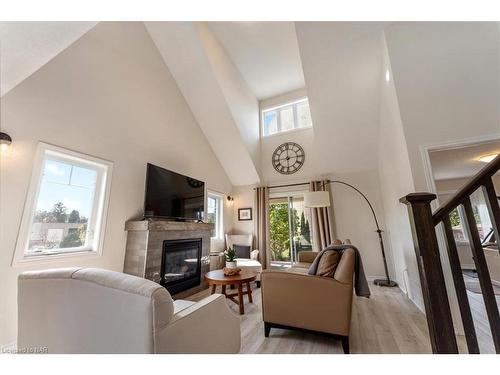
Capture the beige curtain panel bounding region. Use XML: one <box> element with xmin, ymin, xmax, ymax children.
<box><xmin>254</xmin><ymin>186</ymin><xmax>269</xmax><ymax>269</ymax></box>
<box><xmin>309</xmin><ymin>180</ymin><xmax>336</xmax><ymax>251</ymax></box>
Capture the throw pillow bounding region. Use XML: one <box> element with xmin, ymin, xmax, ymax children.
<box><xmin>315</xmin><ymin>250</ymin><xmax>340</xmax><ymax>278</ymax></box>
<box><xmin>233</xmin><ymin>244</ymin><xmax>251</xmax><ymax>259</ymax></box>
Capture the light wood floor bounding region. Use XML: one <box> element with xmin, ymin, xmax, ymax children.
<box><xmin>187</xmin><ymin>283</ymin><xmax>433</xmax><ymax>354</ymax></box>
<box><xmin>462</xmin><ymin>288</ymin><xmax>500</xmax><ymax>354</ymax></box>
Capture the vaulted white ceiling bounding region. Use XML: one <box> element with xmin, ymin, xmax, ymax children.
<box><xmin>0</xmin><ymin>21</ymin><xmax>389</xmax><ymax>185</ymax></box>
<box><xmin>207</xmin><ymin>22</ymin><xmax>305</xmax><ymax>100</ymax></box>
<box><xmin>145</xmin><ymin>22</ymin><xmax>261</xmax><ymax>186</ymax></box>
<box><xmin>0</xmin><ymin>22</ymin><xmax>97</xmax><ymax>96</ymax></box>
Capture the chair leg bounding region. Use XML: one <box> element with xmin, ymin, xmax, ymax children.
<box><xmin>341</xmin><ymin>336</ymin><xmax>350</xmax><ymax>354</ymax></box>
<box><xmin>256</xmin><ymin>281</ymin><xmax>261</xmax><ymax>288</ymax></box>
<box><xmin>246</xmin><ymin>282</ymin><xmax>253</xmax><ymax>303</ymax></box>
<box><xmin>264</xmin><ymin>322</ymin><xmax>271</xmax><ymax>337</ymax></box>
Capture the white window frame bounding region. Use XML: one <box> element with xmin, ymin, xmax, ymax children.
<box><xmin>207</xmin><ymin>191</ymin><xmax>224</xmax><ymax>240</ymax></box>
<box><xmin>261</xmin><ymin>97</ymin><xmax>313</xmax><ymax>137</ymax></box>
<box><xmin>13</xmin><ymin>142</ymin><xmax>113</xmax><ymax>264</ymax></box>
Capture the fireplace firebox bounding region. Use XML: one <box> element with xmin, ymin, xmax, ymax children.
<box><xmin>160</xmin><ymin>238</ymin><xmax>202</xmax><ymax>295</ymax></box>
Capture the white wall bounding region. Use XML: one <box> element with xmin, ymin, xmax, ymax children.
<box><xmin>284</xmin><ymin>22</ymin><xmax>389</xmax><ymax>277</ymax></box>
<box><xmin>145</xmin><ymin>22</ymin><xmax>261</xmax><ymax>186</ymax></box>
<box><xmin>385</xmin><ymin>22</ymin><xmax>500</xmax><ymax>191</ymax></box>
<box><xmin>197</xmin><ymin>23</ymin><xmax>261</xmax><ymax>171</ymax></box>
<box><xmin>233</xmin><ymin>94</ymin><xmax>389</xmax><ymax>277</ymax></box>
<box><xmin>227</xmin><ymin>171</ymin><xmax>390</xmax><ymax>278</ymax></box>
<box><xmin>0</xmin><ymin>22</ymin><xmax>233</xmax><ymax>347</ymax></box>
<box><xmin>260</xmin><ymin>128</ymin><xmax>321</xmax><ymax>184</ymax></box>
<box><xmin>377</xmin><ymin>36</ymin><xmax>423</xmax><ymax>310</ymax></box>
<box><xmin>295</xmin><ymin>22</ymin><xmax>385</xmax><ymax>174</ymax></box>
<box><xmin>260</xmin><ymin>87</ymin><xmax>307</xmax><ymax>110</ymax></box>
<box><xmin>228</xmin><ymin>185</ymin><xmax>256</xmax><ymax>236</ymax></box>
<box><xmin>0</xmin><ymin>22</ymin><xmax>98</xmax><ymax>96</ymax></box>
<box><xmin>328</xmin><ymin>170</ymin><xmax>390</xmax><ymax>278</ymax></box>
<box><xmin>223</xmin><ymin>22</ymin><xmax>391</xmax><ymax>278</ymax></box>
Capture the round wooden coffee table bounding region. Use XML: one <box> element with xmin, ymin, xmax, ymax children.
<box><xmin>204</xmin><ymin>269</ymin><xmax>257</xmax><ymax>315</ymax></box>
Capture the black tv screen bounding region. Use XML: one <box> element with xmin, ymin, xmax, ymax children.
<box><xmin>144</xmin><ymin>163</ymin><xmax>205</xmax><ymax>220</ymax></box>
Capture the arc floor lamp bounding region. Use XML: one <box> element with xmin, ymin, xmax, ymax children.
<box><xmin>303</xmin><ymin>180</ymin><xmax>397</xmax><ymax>287</ymax></box>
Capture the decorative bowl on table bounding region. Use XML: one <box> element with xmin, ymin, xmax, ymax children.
<box><xmin>223</xmin><ymin>267</ymin><xmax>242</xmax><ymax>276</ymax></box>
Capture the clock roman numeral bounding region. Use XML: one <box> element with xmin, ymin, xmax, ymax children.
<box><xmin>272</xmin><ymin>142</ymin><xmax>305</xmax><ymax>175</ymax></box>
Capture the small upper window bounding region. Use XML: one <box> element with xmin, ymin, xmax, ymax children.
<box><xmin>14</xmin><ymin>143</ymin><xmax>112</xmax><ymax>262</ymax></box>
<box><xmin>262</xmin><ymin>98</ymin><xmax>313</xmax><ymax>137</ymax></box>
<box><xmin>206</xmin><ymin>192</ymin><xmax>223</xmax><ymax>240</ymax></box>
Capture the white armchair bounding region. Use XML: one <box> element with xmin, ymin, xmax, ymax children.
<box><xmin>225</xmin><ymin>234</ymin><xmax>262</xmax><ymax>285</ymax></box>
<box><xmin>18</xmin><ymin>267</ymin><xmax>241</xmax><ymax>354</ymax></box>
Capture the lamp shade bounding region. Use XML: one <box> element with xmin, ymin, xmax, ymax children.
<box><xmin>0</xmin><ymin>132</ymin><xmax>12</xmax><ymax>145</ymax></box>
<box><xmin>304</xmin><ymin>190</ymin><xmax>330</xmax><ymax>208</ymax></box>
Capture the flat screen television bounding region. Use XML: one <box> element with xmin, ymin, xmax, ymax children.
<box><xmin>144</xmin><ymin>163</ymin><xmax>205</xmax><ymax>220</ymax></box>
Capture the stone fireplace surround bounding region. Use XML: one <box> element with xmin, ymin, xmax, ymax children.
<box><xmin>123</xmin><ymin>220</ymin><xmax>214</xmax><ymax>298</ymax></box>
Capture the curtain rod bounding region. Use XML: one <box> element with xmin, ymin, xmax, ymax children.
<box><xmin>254</xmin><ymin>179</ymin><xmax>381</xmax><ymax>230</ymax></box>
<box><xmin>253</xmin><ymin>181</ymin><xmax>310</xmax><ymax>190</ymax></box>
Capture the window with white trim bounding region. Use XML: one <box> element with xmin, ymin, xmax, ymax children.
<box><xmin>15</xmin><ymin>143</ymin><xmax>112</xmax><ymax>261</ymax></box>
<box><xmin>261</xmin><ymin>98</ymin><xmax>313</xmax><ymax>137</ymax></box>
<box><xmin>206</xmin><ymin>192</ymin><xmax>223</xmax><ymax>240</ymax></box>
<box><xmin>439</xmin><ymin>190</ymin><xmax>492</xmax><ymax>243</ymax></box>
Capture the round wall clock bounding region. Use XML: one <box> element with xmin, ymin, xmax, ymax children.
<box><xmin>272</xmin><ymin>142</ymin><xmax>305</xmax><ymax>175</ymax></box>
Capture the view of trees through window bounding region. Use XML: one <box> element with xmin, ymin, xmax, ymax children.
<box><xmin>15</xmin><ymin>144</ymin><xmax>112</xmax><ymax>261</ymax></box>
<box><xmin>206</xmin><ymin>194</ymin><xmax>222</xmax><ymax>239</ymax></box>
<box><xmin>30</xmin><ymin>201</ymin><xmax>88</xmax><ymax>250</ymax></box>
<box><xmin>25</xmin><ymin>154</ymin><xmax>101</xmax><ymax>254</ymax></box>
<box><xmin>269</xmin><ymin>198</ymin><xmax>312</xmax><ymax>262</ymax></box>
<box><xmin>449</xmin><ymin>204</ymin><xmax>484</xmax><ymax>242</ymax></box>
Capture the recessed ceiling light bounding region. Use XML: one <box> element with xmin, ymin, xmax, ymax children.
<box><xmin>478</xmin><ymin>153</ymin><xmax>499</xmax><ymax>163</ymax></box>
<box><xmin>385</xmin><ymin>69</ymin><xmax>390</xmax><ymax>82</ymax></box>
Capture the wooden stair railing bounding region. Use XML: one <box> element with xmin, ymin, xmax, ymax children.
<box><xmin>400</xmin><ymin>154</ymin><xmax>500</xmax><ymax>354</ymax></box>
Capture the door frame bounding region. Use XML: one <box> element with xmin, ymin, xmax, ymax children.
<box><xmin>419</xmin><ymin>133</ymin><xmax>500</xmax><ymax>336</ymax></box>
<box><xmin>268</xmin><ymin>188</ymin><xmax>310</xmax><ymax>267</ymax></box>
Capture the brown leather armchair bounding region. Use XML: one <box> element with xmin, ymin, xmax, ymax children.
<box><xmin>261</xmin><ymin>248</ymin><xmax>355</xmax><ymax>353</ymax></box>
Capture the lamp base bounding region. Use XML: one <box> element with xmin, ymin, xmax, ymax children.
<box><xmin>373</xmin><ymin>279</ymin><xmax>398</xmax><ymax>287</ymax></box>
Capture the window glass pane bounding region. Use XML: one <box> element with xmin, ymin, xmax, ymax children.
<box><xmin>296</xmin><ymin>101</ymin><xmax>312</xmax><ymax>128</ymax></box>
<box><xmin>269</xmin><ymin>195</ymin><xmax>315</xmax><ymax>265</ymax></box>
<box><xmin>28</xmin><ymin>158</ymin><xmax>98</xmax><ymax>253</ymax></box>
<box><xmin>43</xmin><ymin>160</ymin><xmax>72</xmax><ymax>184</ymax></box>
<box><xmin>279</xmin><ymin>106</ymin><xmax>294</xmax><ymax>132</ymax></box>
<box><xmin>470</xmin><ymin>188</ymin><xmax>492</xmax><ymax>241</ymax></box>
<box><xmin>262</xmin><ymin>98</ymin><xmax>313</xmax><ymax>137</ymax></box>
<box><xmin>207</xmin><ymin>195</ymin><xmax>220</xmax><ymax>238</ymax></box>
<box><xmin>207</xmin><ymin>196</ymin><xmax>216</xmax><ymax>224</ymax></box>
<box><xmin>71</xmin><ymin>166</ymin><xmax>98</xmax><ymax>188</ymax></box>
<box><xmin>449</xmin><ymin>208</ymin><xmax>467</xmax><ymax>242</ymax></box>
<box><xmin>263</xmin><ymin>111</ymin><xmax>278</xmax><ymax>136</ymax></box>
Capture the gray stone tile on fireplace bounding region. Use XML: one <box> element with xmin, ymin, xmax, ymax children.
<box><xmin>124</xmin><ymin>220</ymin><xmax>214</xmax><ymax>297</ymax></box>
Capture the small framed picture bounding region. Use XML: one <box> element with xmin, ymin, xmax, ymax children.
<box><xmin>238</xmin><ymin>208</ymin><xmax>252</xmax><ymax>221</ymax></box>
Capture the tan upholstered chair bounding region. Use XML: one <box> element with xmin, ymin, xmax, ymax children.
<box><xmin>261</xmin><ymin>248</ymin><xmax>355</xmax><ymax>353</ymax></box>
